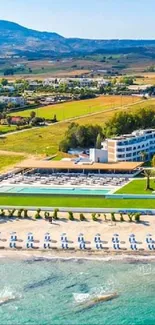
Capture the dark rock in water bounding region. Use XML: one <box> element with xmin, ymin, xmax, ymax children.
<box><xmin>24</xmin><ymin>275</ymin><xmax>57</xmax><ymax>291</ymax></box>
<box><xmin>65</xmin><ymin>283</ymin><xmax>77</xmax><ymax>290</ymax></box>
<box><xmin>79</xmin><ymin>283</ymin><xmax>89</xmax><ymax>293</ymax></box>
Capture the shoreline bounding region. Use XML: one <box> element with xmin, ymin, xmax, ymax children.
<box><xmin>1</xmin><ymin>249</ymin><xmax>155</xmax><ymax>263</ymax></box>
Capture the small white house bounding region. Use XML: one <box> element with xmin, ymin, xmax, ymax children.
<box><xmin>89</xmin><ymin>148</ymin><xmax>108</xmax><ymax>163</ymax></box>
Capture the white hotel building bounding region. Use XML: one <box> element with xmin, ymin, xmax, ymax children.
<box><xmin>101</xmin><ymin>129</ymin><xmax>155</xmax><ymax>162</ymax></box>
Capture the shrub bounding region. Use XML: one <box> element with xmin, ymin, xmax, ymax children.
<box><xmin>111</xmin><ymin>213</ymin><xmax>116</xmax><ymax>222</ymax></box>
<box><xmin>23</xmin><ymin>209</ymin><xmax>28</xmax><ymax>218</ymax></box>
<box><xmin>35</xmin><ymin>208</ymin><xmax>42</xmax><ymax>219</ymax></box>
<box><xmin>120</xmin><ymin>213</ymin><xmax>124</xmax><ymax>222</ymax></box>
<box><xmin>17</xmin><ymin>209</ymin><xmax>23</xmax><ymax>218</ymax></box>
<box><xmin>128</xmin><ymin>213</ymin><xmax>134</xmax><ymax>222</ymax></box>
<box><xmin>92</xmin><ymin>213</ymin><xmax>98</xmax><ymax>221</ymax></box>
<box><xmin>68</xmin><ymin>211</ymin><xmax>74</xmax><ymax>221</ymax></box>
<box><xmin>0</xmin><ymin>209</ymin><xmax>5</xmax><ymax>217</ymax></box>
<box><xmin>53</xmin><ymin>208</ymin><xmax>59</xmax><ymax>220</ymax></box>
<box><xmin>135</xmin><ymin>213</ymin><xmax>141</xmax><ymax>223</ymax></box>
<box><xmin>80</xmin><ymin>213</ymin><xmax>86</xmax><ymax>221</ymax></box>
<box><xmin>8</xmin><ymin>209</ymin><xmax>16</xmax><ymax>218</ymax></box>
<box><xmin>44</xmin><ymin>212</ymin><xmax>50</xmax><ymax>220</ymax></box>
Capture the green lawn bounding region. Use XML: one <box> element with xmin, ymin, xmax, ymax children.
<box><xmin>0</xmin><ymin>195</ymin><xmax>154</xmax><ymax>208</ymax></box>
<box><xmin>9</xmin><ymin>96</ymin><xmax>140</xmax><ymax>121</ymax></box>
<box><xmin>0</xmin><ymin>155</ymin><xmax>25</xmax><ymax>172</ymax></box>
<box><xmin>0</xmin><ymin>125</ymin><xmax>16</xmax><ymax>134</ymax></box>
<box><xmin>0</xmin><ymin>123</ymin><xmax>69</xmax><ymax>155</ymax></box>
<box><xmin>116</xmin><ymin>179</ymin><xmax>155</xmax><ymax>195</ymax></box>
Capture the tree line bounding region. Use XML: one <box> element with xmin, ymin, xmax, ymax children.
<box><xmin>59</xmin><ymin>123</ymin><xmax>104</xmax><ymax>152</ymax></box>
<box><xmin>104</xmin><ymin>107</ymin><xmax>155</xmax><ymax>137</ymax></box>
<box><xmin>59</xmin><ymin>107</ymin><xmax>155</xmax><ymax>152</ymax></box>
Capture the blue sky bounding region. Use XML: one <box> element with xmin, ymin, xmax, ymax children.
<box><xmin>1</xmin><ymin>0</ymin><xmax>155</xmax><ymax>39</ymax></box>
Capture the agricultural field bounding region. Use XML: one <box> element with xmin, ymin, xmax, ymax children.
<box><xmin>0</xmin><ymin>195</ymin><xmax>154</xmax><ymax>208</ymax></box>
<box><xmin>10</xmin><ymin>96</ymin><xmax>141</xmax><ymax>121</ymax></box>
<box><xmin>73</xmin><ymin>98</ymin><xmax>155</xmax><ymax>126</ymax></box>
<box><xmin>0</xmin><ymin>97</ymin><xmax>153</xmax><ymax>157</ymax></box>
<box><xmin>135</xmin><ymin>72</ymin><xmax>155</xmax><ymax>85</ymax></box>
<box><xmin>0</xmin><ymin>154</ymin><xmax>25</xmax><ymax>172</ymax></box>
<box><xmin>116</xmin><ymin>179</ymin><xmax>155</xmax><ymax>195</ymax></box>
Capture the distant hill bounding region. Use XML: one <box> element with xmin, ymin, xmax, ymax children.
<box><xmin>1</xmin><ymin>20</ymin><xmax>155</xmax><ymax>56</ymax></box>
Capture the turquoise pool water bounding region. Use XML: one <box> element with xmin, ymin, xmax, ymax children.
<box><xmin>0</xmin><ymin>185</ymin><xmax>110</xmax><ymax>196</ymax></box>
<box><xmin>0</xmin><ymin>258</ymin><xmax>155</xmax><ymax>325</ymax></box>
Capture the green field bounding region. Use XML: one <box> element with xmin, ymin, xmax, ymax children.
<box><xmin>116</xmin><ymin>179</ymin><xmax>155</xmax><ymax>195</ymax></box>
<box><xmin>75</xmin><ymin>99</ymin><xmax>155</xmax><ymax>126</ymax></box>
<box><xmin>0</xmin><ymin>123</ymin><xmax>69</xmax><ymax>155</ymax></box>
<box><xmin>0</xmin><ymin>195</ymin><xmax>154</xmax><ymax>208</ymax></box>
<box><xmin>0</xmin><ymin>155</ymin><xmax>25</xmax><ymax>172</ymax></box>
<box><xmin>0</xmin><ymin>96</ymin><xmax>144</xmax><ymax>156</ymax></box>
<box><xmin>10</xmin><ymin>96</ymin><xmax>140</xmax><ymax>121</ymax></box>
<box><xmin>0</xmin><ymin>125</ymin><xmax>16</xmax><ymax>134</ymax></box>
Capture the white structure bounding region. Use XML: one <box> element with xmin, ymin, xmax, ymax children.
<box><xmin>89</xmin><ymin>148</ymin><xmax>108</xmax><ymax>163</ymax></box>
<box><xmin>102</xmin><ymin>129</ymin><xmax>155</xmax><ymax>162</ymax></box>
<box><xmin>0</xmin><ymin>96</ymin><xmax>25</xmax><ymax>106</ymax></box>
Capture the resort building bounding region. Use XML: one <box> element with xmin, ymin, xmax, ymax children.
<box><xmin>0</xmin><ymin>96</ymin><xmax>25</xmax><ymax>106</ymax></box>
<box><xmin>101</xmin><ymin>129</ymin><xmax>155</xmax><ymax>162</ymax></box>
<box><xmin>16</xmin><ymin>159</ymin><xmax>143</xmax><ymax>178</ymax></box>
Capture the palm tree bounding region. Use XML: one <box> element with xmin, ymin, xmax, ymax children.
<box><xmin>139</xmin><ymin>151</ymin><xmax>147</xmax><ymax>162</ymax></box>
<box><xmin>143</xmin><ymin>169</ymin><xmax>152</xmax><ymax>190</ymax></box>
<box><xmin>152</xmin><ymin>155</ymin><xmax>155</xmax><ymax>168</ymax></box>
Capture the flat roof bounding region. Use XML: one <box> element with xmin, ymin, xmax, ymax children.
<box><xmin>16</xmin><ymin>159</ymin><xmax>143</xmax><ymax>171</ymax></box>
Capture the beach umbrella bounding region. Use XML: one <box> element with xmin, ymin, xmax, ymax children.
<box><xmin>146</xmin><ymin>234</ymin><xmax>152</xmax><ymax>237</ymax></box>
<box><xmin>129</xmin><ymin>234</ymin><xmax>135</xmax><ymax>237</ymax></box>
<box><xmin>113</xmin><ymin>234</ymin><xmax>119</xmax><ymax>236</ymax></box>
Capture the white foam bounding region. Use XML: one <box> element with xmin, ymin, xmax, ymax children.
<box><xmin>73</xmin><ymin>293</ymin><xmax>90</xmax><ymax>303</ymax></box>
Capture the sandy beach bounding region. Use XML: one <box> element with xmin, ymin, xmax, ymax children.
<box><xmin>0</xmin><ymin>213</ymin><xmax>155</xmax><ymax>261</ymax></box>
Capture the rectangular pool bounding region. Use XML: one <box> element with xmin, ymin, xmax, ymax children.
<box><xmin>0</xmin><ymin>186</ymin><xmax>111</xmax><ymax>196</ymax></box>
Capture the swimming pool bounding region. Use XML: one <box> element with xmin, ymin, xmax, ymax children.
<box><xmin>0</xmin><ymin>185</ymin><xmax>111</xmax><ymax>196</ymax></box>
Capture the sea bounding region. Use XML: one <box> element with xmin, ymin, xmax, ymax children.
<box><xmin>0</xmin><ymin>257</ymin><xmax>155</xmax><ymax>325</ymax></box>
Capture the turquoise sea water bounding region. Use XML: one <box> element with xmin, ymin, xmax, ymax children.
<box><xmin>0</xmin><ymin>185</ymin><xmax>110</xmax><ymax>196</ymax></box>
<box><xmin>0</xmin><ymin>258</ymin><xmax>155</xmax><ymax>325</ymax></box>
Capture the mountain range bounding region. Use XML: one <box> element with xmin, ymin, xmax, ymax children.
<box><xmin>1</xmin><ymin>20</ymin><xmax>155</xmax><ymax>56</ymax></box>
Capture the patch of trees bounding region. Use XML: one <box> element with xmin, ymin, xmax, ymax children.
<box><xmin>120</xmin><ymin>76</ymin><xmax>134</xmax><ymax>85</ymax></box>
<box><xmin>104</xmin><ymin>107</ymin><xmax>155</xmax><ymax>137</ymax></box>
<box><xmin>59</xmin><ymin>123</ymin><xmax>104</xmax><ymax>152</ymax></box>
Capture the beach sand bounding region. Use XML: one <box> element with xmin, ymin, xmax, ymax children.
<box><xmin>0</xmin><ymin>213</ymin><xmax>155</xmax><ymax>261</ymax></box>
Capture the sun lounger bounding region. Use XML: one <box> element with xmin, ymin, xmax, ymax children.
<box><xmin>130</xmin><ymin>243</ymin><xmax>137</xmax><ymax>250</ymax></box>
<box><xmin>113</xmin><ymin>243</ymin><xmax>120</xmax><ymax>250</ymax></box>
<box><xmin>94</xmin><ymin>234</ymin><xmax>101</xmax><ymax>243</ymax></box>
<box><xmin>96</xmin><ymin>242</ymin><xmax>103</xmax><ymax>250</ymax></box>
<box><xmin>10</xmin><ymin>241</ymin><xmax>16</xmax><ymax>248</ymax></box>
<box><xmin>44</xmin><ymin>242</ymin><xmax>50</xmax><ymax>249</ymax></box>
<box><xmin>61</xmin><ymin>241</ymin><xmax>68</xmax><ymax>249</ymax></box>
<box><xmin>79</xmin><ymin>241</ymin><xmax>86</xmax><ymax>250</ymax></box>
<box><xmin>26</xmin><ymin>241</ymin><xmax>34</xmax><ymax>249</ymax></box>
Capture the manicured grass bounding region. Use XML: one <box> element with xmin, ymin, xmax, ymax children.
<box><xmin>0</xmin><ymin>195</ymin><xmax>154</xmax><ymax>208</ymax></box>
<box><xmin>10</xmin><ymin>96</ymin><xmax>140</xmax><ymax>121</ymax></box>
<box><xmin>116</xmin><ymin>179</ymin><xmax>155</xmax><ymax>195</ymax></box>
<box><xmin>0</xmin><ymin>155</ymin><xmax>25</xmax><ymax>172</ymax></box>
